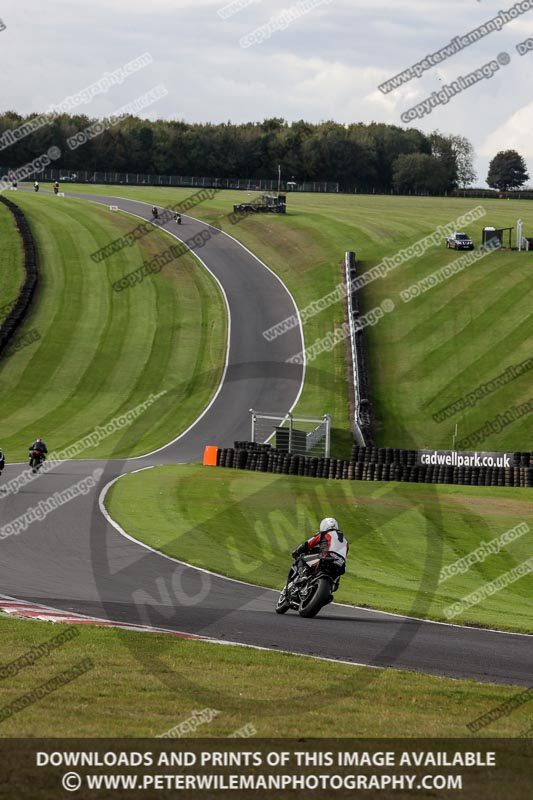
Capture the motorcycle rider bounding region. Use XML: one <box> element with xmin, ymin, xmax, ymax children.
<box><xmin>152</xmin><ymin>206</ymin><xmax>158</xmax><ymax>219</ymax></box>
<box><xmin>34</xmin><ymin>181</ymin><xmax>39</xmax><ymax>192</ymax></box>
<box><xmin>28</xmin><ymin>437</ymin><xmax>48</xmax><ymax>465</ymax></box>
<box><xmin>174</xmin><ymin>212</ymin><xmax>182</xmax><ymax>224</ymax></box>
<box><xmin>53</xmin><ymin>181</ymin><xmax>59</xmax><ymax>194</ymax></box>
<box><xmin>0</xmin><ymin>446</ymin><xmax>5</xmax><ymax>474</ymax></box>
<box><xmin>287</xmin><ymin>517</ymin><xmax>349</xmax><ymax>590</ymax></box>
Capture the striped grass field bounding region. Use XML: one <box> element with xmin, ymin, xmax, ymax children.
<box><xmin>0</xmin><ymin>192</ymin><xmax>226</xmax><ymax>459</ymax></box>
<box><xmin>46</xmin><ymin>185</ymin><xmax>533</xmax><ymax>455</ymax></box>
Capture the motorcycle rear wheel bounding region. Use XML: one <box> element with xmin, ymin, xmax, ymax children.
<box><xmin>298</xmin><ymin>577</ymin><xmax>331</xmax><ymax>618</ymax></box>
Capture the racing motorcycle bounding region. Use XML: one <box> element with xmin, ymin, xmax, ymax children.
<box><xmin>275</xmin><ymin>551</ymin><xmax>345</xmax><ymax>618</ymax></box>
<box><xmin>29</xmin><ymin>450</ymin><xmax>45</xmax><ymax>473</ymax></box>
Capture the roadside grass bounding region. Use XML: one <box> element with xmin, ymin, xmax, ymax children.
<box><xmin>42</xmin><ymin>185</ymin><xmax>533</xmax><ymax>454</ymax></box>
<box><xmin>106</xmin><ymin>465</ymin><xmax>533</xmax><ymax>633</ymax></box>
<box><xmin>0</xmin><ymin>200</ymin><xmax>25</xmax><ymax>324</ymax></box>
<box><xmin>0</xmin><ymin>193</ymin><xmax>226</xmax><ymax>459</ymax></box>
<box><xmin>0</xmin><ymin>615</ymin><xmax>530</xmax><ymax>737</ymax></box>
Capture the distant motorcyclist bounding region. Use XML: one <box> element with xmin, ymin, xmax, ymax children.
<box><xmin>28</xmin><ymin>437</ymin><xmax>48</xmax><ymax>463</ymax></box>
<box><xmin>0</xmin><ymin>446</ymin><xmax>5</xmax><ymax>474</ymax></box>
<box><xmin>34</xmin><ymin>181</ymin><xmax>39</xmax><ymax>192</ymax></box>
<box><xmin>287</xmin><ymin>517</ymin><xmax>349</xmax><ymax>588</ymax></box>
<box><xmin>53</xmin><ymin>181</ymin><xmax>59</xmax><ymax>195</ymax></box>
<box><xmin>152</xmin><ymin>206</ymin><xmax>159</xmax><ymax>219</ymax></box>
<box><xmin>174</xmin><ymin>212</ymin><xmax>182</xmax><ymax>224</ymax></box>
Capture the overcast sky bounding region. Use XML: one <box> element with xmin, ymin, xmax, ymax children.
<box><xmin>2</xmin><ymin>0</ymin><xmax>533</xmax><ymax>186</ymax></box>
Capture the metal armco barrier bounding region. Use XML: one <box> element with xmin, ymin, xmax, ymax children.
<box><xmin>345</xmin><ymin>251</ymin><xmax>373</xmax><ymax>446</ymax></box>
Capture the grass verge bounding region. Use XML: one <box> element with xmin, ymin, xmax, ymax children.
<box><xmin>106</xmin><ymin>465</ymin><xmax>533</xmax><ymax>632</ymax></box>
<box><xmin>0</xmin><ymin>615</ymin><xmax>529</xmax><ymax>737</ymax></box>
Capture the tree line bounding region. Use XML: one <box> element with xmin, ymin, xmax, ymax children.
<box><xmin>0</xmin><ymin>111</ymin><xmax>528</xmax><ymax>193</ymax></box>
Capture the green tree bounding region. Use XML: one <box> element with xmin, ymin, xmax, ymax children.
<box><xmin>392</xmin><ymin>153</ymin><xmax>449</xmax><ymax>194</ymax></box>
<box><xmin>487</xmin><ymin>150</ymin><xmax>529</xmax><ymax>190</ymax></box>
<box><xmin>449</xmin><ymin>134</ymin><xmax>477</xmax><ymax>188</ymax></box>
<box><xmin>429</xmin><ymin>131</ymin><xmax>458</xmax><ymax>189</ymax></box>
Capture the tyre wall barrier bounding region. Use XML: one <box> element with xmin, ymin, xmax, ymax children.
<box><xmin>0</xmin><ymin>195</ymin><xmax>39</xmax><ymax>359</ymax></box>
<box><xmin>213</xmin><ymin>442</ymin><xmax>533</xmax><ymax>488</ymax></box>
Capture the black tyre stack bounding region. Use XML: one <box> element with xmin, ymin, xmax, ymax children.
<box><xmin>212</xmin><ymin>442</ymin><xmax>531</xmax><ymax>491</ymax></box>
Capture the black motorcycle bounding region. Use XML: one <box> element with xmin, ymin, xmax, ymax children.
<box><xmin>275</xmin><ymin>551</ymin><xmax>345</xmax><ymax>618</ymax></box>
<box><xmin>174</xmin><ymin>213</ymin><xmax>182</xmax><ymax>225</ymax></box>
<box><xmin>29</xmin><ymin>449</ymin><xmax>45</xmax><ymax>473</ymax></box>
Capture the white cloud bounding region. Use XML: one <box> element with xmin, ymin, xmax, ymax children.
<box><xmin>2</xmin><ymin>0</ymin><xmax>533</xmax><ymax>183</ymax></box>
<box><xmin>480</xmin><ymin>102</ymin><xmax>533</xmax><ymax>157</ymax></box>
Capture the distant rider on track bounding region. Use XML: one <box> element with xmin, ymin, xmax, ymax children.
<box><xmin>28</xmin><ymin>437</ymin><xmax>48</xmax><ymax>465</ymax></box>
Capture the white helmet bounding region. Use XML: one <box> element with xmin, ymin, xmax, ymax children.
<box><xmin>320</xmin><ymin>517</ymin><xmax>338</xmax><ymax>533</ymax></box>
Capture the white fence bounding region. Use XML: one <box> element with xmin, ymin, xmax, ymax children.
<box><xmin>250</xmin><ymin>410</ymin><xmax>331</xmax><ymax>457</ymax></box>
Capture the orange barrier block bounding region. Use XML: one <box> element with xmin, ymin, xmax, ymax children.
<box><xmin>203</xmin><ymin>445</ymin><xmax>219</xmax><ymax>466</ymax></box>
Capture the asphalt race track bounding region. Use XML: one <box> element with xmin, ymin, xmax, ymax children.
<box><xmin>1</xmin><ymin>191</ymin><xmax>532</xmax><ymax>688</ymax></box>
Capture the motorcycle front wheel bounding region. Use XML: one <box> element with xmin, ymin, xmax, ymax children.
<box><xmin>298</xmin><ymin>577</ymin><xmax>331</xmax><ymax>618</ymax></box>
<box><xmin>275</xmin><ymin>589</ymin><xmax>291</xmax><ymax>614</ymax></box>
